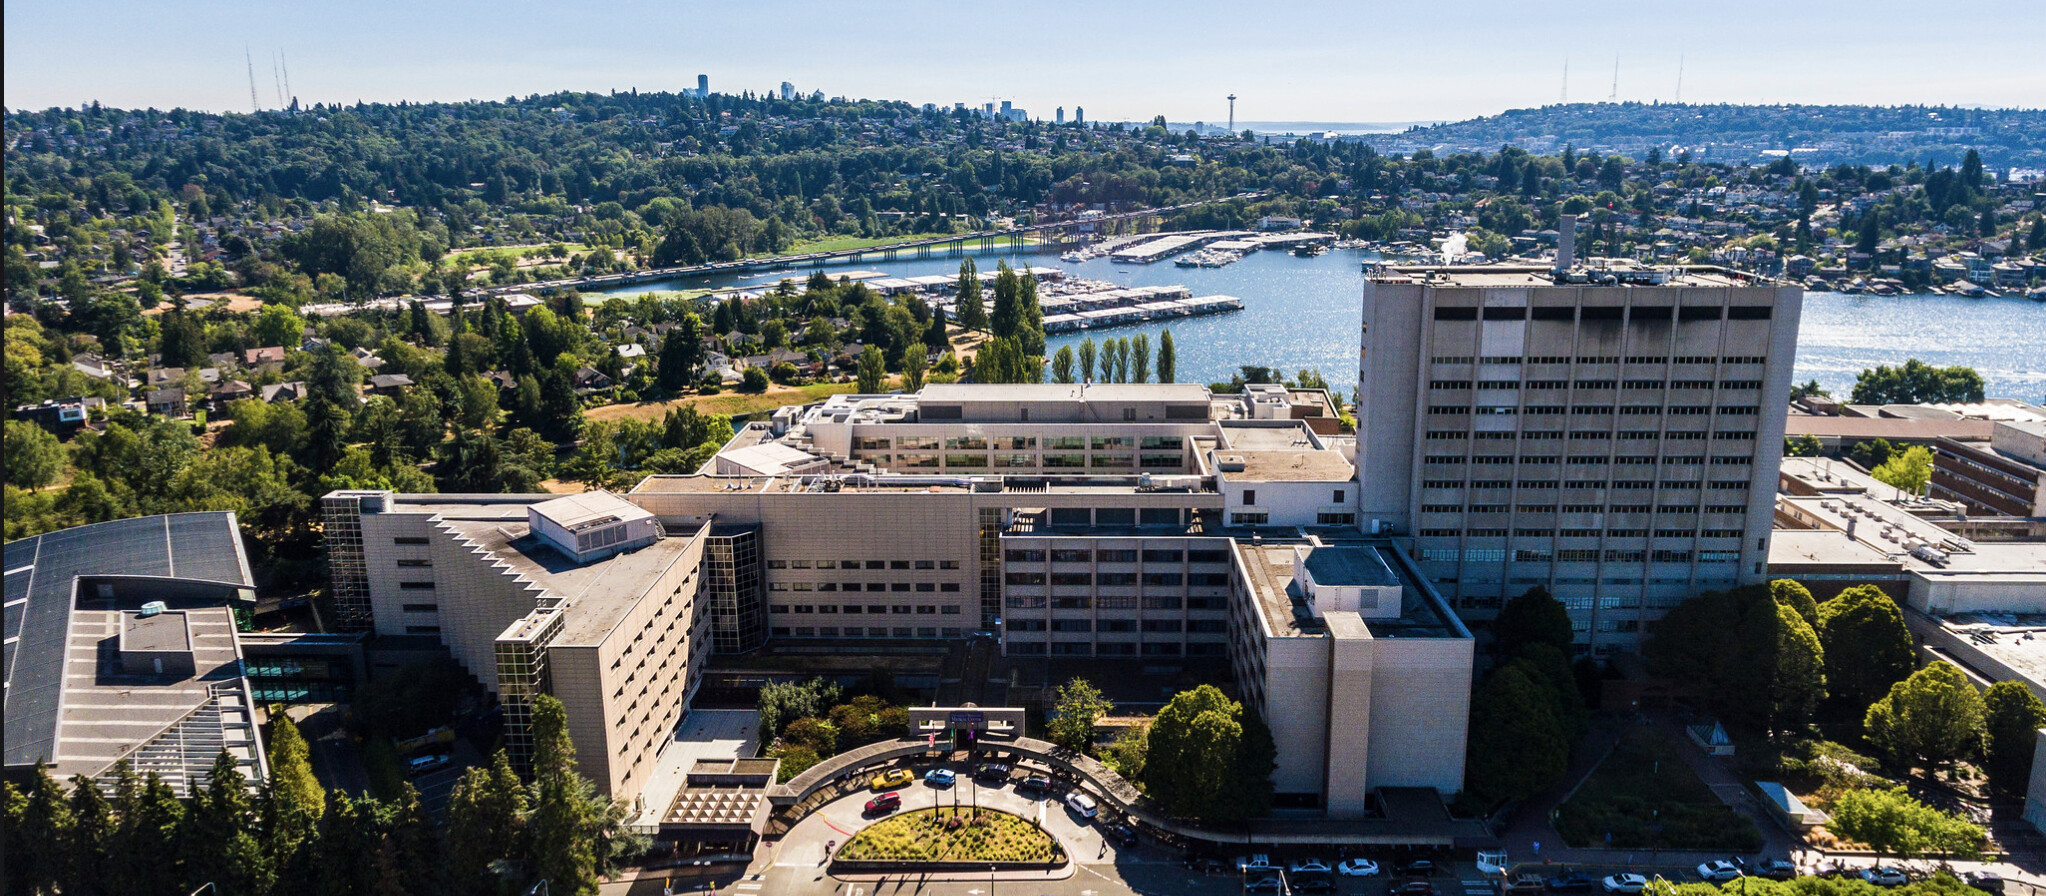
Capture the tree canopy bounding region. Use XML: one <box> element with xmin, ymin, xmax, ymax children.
<box><xmin>1850</xmin><ymin>359</ymin><xmax>1986</xmax><ymax>405</ymax></box>
<box><xmin>1139</xmin><ymin>685</ymin><xmax>1274</xmax><ymax>821</ymax></box>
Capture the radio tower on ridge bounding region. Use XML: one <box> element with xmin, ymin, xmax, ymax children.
<box><xmin>1560</xmin><ymin>59</ymin><xmax>1568</xmax><ymax>104</ymax></box>
<box><xmin>245</xmin><ymin>48</ymin><xmax>261</xmax><ymax>113</ymax></box>
<box><xmin>1609</xmin><ymin>56</ymin><xmax>1619</xmax><ymax>102</ymax></box>
<box><xmin>1227</xmin><ymin>94</ymin><xmax>1236</xmax><ymax>133</ymax></box>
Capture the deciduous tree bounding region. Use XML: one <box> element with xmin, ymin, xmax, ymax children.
<box><xmin>1830</xmin><ymin>786</ymin><xmax>1984</xmax><ymax>860</ymax></box>
<box><xmin>1049</xmin><ymin>678</ymin><xmax>1114</xmax><ymax>755</ymax></box>
<box><xmin>1818</xmin><ymin>585</ymin><xmax>1915</xmax><ymax>714</ymax></box>
<box><xmin>1984</xmin><ymin>680</ymin><xmax>2046</xmax><ymax>794</ymax></box>
<box><xmin>1866</xmin><ymin>662</ymin><xmax>1984</xmax><ymax>772</ymax></box>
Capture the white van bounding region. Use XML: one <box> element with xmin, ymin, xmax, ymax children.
<box><xmin>1063</xmin><ymin>791</ymin><xmax>1098</xmax><ymax>819</ymax></box>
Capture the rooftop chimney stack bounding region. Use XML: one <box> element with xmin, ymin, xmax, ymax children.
<box><xmin>1555</xmin><ymin>214</ymin><xmax>1579</xmax><ymax>272</ymax></box>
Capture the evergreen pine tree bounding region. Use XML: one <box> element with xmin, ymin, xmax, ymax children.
<box><xmin>1157</xmin><ymin>330</ymin><xmax>1176</xmax><ymax>383</ymax></box>
<box><xmin>954</xmin><ymin>259</ymin><xmax>986</xmax><ymax>330</ymax></box>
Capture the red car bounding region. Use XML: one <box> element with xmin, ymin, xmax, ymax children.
<box><xmin>864</xmin><ymin>792</ymin><xmax>901</xmax><ymax>815</ymax></box>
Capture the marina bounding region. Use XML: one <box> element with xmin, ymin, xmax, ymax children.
<box><xmin>593</xmin><ymin>241</ymin><xmax>2046</xmax><ymax>398</ymax></box>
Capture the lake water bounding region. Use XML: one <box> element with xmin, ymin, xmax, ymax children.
<box><xmin>598</xmin><ymin>248</ymin><xmax>2046</xmax><ymax>402</ymax></box>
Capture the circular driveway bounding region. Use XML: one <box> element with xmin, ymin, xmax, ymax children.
<box><xmin>785</xmin><ymin>760</ymin><xmax>1113</xmax><ymax>876</ymax></box>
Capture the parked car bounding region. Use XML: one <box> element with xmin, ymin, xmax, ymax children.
<box><xmin>1547</xmin><ymin>873</ymin><xmax>1595</xmax><ymax>893</ymax></box>
<box><xmin>869</xmin><ymin>768</ymin><xmax>913</xmax><ymax>790</ymax></box>
<box><xmin>1697</xmin><ymin>861</ymin><xmax>1744</xmax><ymax>882</ymax></box>
<box><xmin>405</xmin><ymin>754</ymin><xmax>452</xmax><ymax>776</ymax></box>
<box><xmin>1400</xmin><ymin>860</ymin><xmax>1439</xmax><ymax>877</ymax></box>
<box><xmin>1963</xmin><ymin>871</ymin><xmax>2005</xmax><ymax>893</ymax></box>
<box><xmin>863</xmin><ymin>792</ymin><xmax>901</xmax><ymax>815</ymax></box>
<box><xmin>1238</xmin><ymin>854</ymin><xmax>1275</xmax><ymax>873</ymax></box>
<box><xmin>1290</xmin><ymin>858</ymin><xmax>1332</xmax><ymax>874</ymax></box>
<box><xmin>1294</xmin><ymin>871</ymin><xmax>1337</xmax><ymax>893</ymax></box>
<box><xmin>1602</xmin><ymin>874</ymin><xmax>1649</xmax><ymax>894</ymax></box>
<box><xmin>1184</xmin><ymin>854</ymin><xmax>1229</xmax><ymax>875</ymax></box>
<box><xmin>1863</xmin><ymin>868</ymin><xmax>1909</xmax><ymax>888</ymax></box>
<box><xmin>1509</xmin><ymin>872</ymin><xmax>1548</xmax><ymax>893</ymax></box>
<box><xmin>1106</xmin><ymin>823</ymin><xmax>1139</xmax><ymax>848</ymax></box>
<box><xmin>1245</xmin><ymin>872</ymin><xmax>1286</xmax><ymax>894</ymax></box>
<box><xmin>1750</xmin><ymin>860</ymin><xmax>1797</xmax><ymax>881</ymax></box>
<box><xmin>1397</xmin><ymin>880</ymin><xmax>1438</xmax><ymax>896</ymax></box>
<box><xmin>974</xmin><ymin>762</ymin><xmax>1012</xmax><ymax>782</ymax></box>
<box><xmin>1338</xmin><ymin>858</ymin><xmax>1381</xmax><ymax>877</ymax></box>
<box><xmin>1064</xmin><ymin>791</ymin><xmax>1098</xmax><ymax>819</ymax></box>
<box><xmin>1016</xmin><ymin>774</ymin><xmax>1053</xmax><ymax>795</ymax></box>
<box><xmin>923</xmin><ymin>768</ymin><xmax>956</xmax><ymax>787</ymax></box>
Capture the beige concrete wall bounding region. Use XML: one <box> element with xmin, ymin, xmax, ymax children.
<box><xmin>1322</xmin><ymin>615</ymin><xmax>1375</xmax><ymax>817</ymax></box>
<box><xmin>1261</xmin><ymin>634</ymin><xmax>1333</xmax><ymax>798</ymax></box>
<box><xmin>1363</xmin><ymin>635</ymin><xmax>1473</xmax><ymax>793</ymax></box>
<box><xmin>547</xmin><ymin>530</ymin><xmax>709</xmax><ymax>803</ymax></box>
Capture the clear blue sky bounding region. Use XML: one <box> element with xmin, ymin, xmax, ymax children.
<box><xmin>6</xmin><ymin>0</ymin><xmax>2042</xmax><ymax>122</ymax></box>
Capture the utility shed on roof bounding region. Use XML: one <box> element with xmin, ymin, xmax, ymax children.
<box><xmin>528</xmin><ymin>491</ymin><xmax>662</xmax><ymax>564</ymax></box>
<box><xmin>715</xmin><ymin>443</ymin><xmax>828</xmax><ymax>477</ymax></box>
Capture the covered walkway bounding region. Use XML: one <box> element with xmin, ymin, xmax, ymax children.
<box><xmin>766</xmin><ymin>735</ymin><xmax>1486</xmax><ymax>847</ymax></box>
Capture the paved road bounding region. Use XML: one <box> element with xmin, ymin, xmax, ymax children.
<box><xmin>607</xmin><ymin>756</ymin><xmax>1452</xmax><ymax>896</ymax></box>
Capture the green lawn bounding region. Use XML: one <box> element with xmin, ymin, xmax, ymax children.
<box><xmin>838</xmin><ymin>807</ymin><xmax>1063</xmax><ymax>864</ymax></box>
<box><xmin>1555</xmin><ymin>730</ymin><xmax>1763</xmax><ymax>851</ymax></box>
<box><xmin>771</xmin><ymin>232</ymin><xmax>967</xmax><ymax>256</ymax></box>
<box><xmin>587</xmin><ymin>381</ymin><xmax>859</xmax><ymax>425</ymax></box>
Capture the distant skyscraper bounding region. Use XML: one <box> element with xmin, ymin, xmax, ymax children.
<box><xmin>1056</xmin><ymin>106</ymin><xmax>1065</xmax><ymax>124</ymax></box>
<box><xmin>780</xmin><ymin>81</ymin><xmax>795</xmax><ymax>101</ymax></box>
<box><xmin>984</xmin><ymin>102</ymin><xmax>995</xmax><ymax>118</ymax></box>
<box><xmin>1000</xmin><ymin>100</ymin><xmax>1012</xmax><ymax>117</ymax></box>
<box><xmin>697</xmin><ymin>74</ymin><xmax>709</xmax><ymax>96</ymax></box>
<box><xmin>1074</xmin><ymin>106</ymin><xmax>1084</xmax><ymax>124</ymax></box>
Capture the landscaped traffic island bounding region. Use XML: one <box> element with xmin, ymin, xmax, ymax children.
<box><xmin>837</xmin><ymin>808</ymin><xmax>1066</xmax><ymax>865</ymax></box>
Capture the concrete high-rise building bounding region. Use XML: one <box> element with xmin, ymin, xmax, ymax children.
<box><xmin>697</xmin><ymin>74</ymin><xmax>710</xmax><ymax>96</ymax></box>
<box><xmin>1056</xmin><ymin>106</ymin><xmax>1065</xmax><ymax>124</ymax></box>
<box><xmin>1074</xmin><ymin>106</ymin><xmax>1084</xmax><ymax>124</ymax></box>
<box><xmin>1355</xmin><ymin>235</ymin><xmax>1801</xmax><ymax>654</ymax></box>
<box><xmin>321</xmin><ymin>490</ymin><xmax>714</xmax><ymax>803</ymax></box>
<box><xmin>779</xmin><ymin>81</ymin><xmax>795</xmax><ymax>101</ymax></box>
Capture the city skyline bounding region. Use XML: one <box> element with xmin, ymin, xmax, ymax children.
<box><xmin>6</xmin><ymin>0</ymin><xmax>2045</xmax><ymax>122</ymax></box>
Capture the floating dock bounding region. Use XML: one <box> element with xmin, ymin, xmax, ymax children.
<box><xmin>1042</xmin><ymin>294</ymin><xmax>1242</xmax><ymax>333</ymax></box>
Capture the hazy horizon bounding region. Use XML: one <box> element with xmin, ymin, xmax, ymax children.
<box><xmin>7</xmin><ymin>0</ymin><xmax>2045</xmax><ymax>122</ymax></box>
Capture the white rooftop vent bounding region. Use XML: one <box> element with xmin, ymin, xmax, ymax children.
<box><xmin>139</xmin><ymin>600</ymin><xmax>168</xmax><ymax>617</ymax></box>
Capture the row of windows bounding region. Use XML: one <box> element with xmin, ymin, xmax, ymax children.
<box><xmin>1430</xmin><ymin>405</ymin><xmax>1760</xmax><ymax>417</ymax></box>
<box><xmin>1003</xmin><ymin>548</ymin><xmax>1230</xmax><ymax>564</ymax></box>
<box><xmin>1433</xmin><ymin>305</ymin><xmax>1773</xmax><ymax>322</ymax></box>
<box><xmin>877</xmin><ymin>453</ymin><xmax>1185</xmax><ymax>470</ymax></box>
<box><xmin>1425</xmin><ymin>453</ymin><xmax>1754</xmax><ymax>467</ymax></box>
<box><xmin>854</xmin><ymin>435</ymin><xmax>1187</xmax><ymax>451</ymax></box>
<box><xmin>768</xmin><ymin>559</ymin><xmax>962</xmax><ymax>570</ymax></box>
<box><xmin>1003</xmin><ymin>571</ymin><xmax>1229</xmax><ymax>587</ymax></box>
<box><xmin>1008</xmin><ymin>642</ymin><xmax>1228</xmax><ymax>657</ymax></box>
<box><xmin>1421</xmin><ymin>546</ymin><xmax>1741</xmax><ymax>563</ymax></box>
<box><xmin>1432</xmin><ymin>351</ymin><xmax>1769</xmax><ymax>364</ymax></box>
<box><xmin>1428</xmin><ymin>430</ymin><xmax>1754</xmax><ymax>443</ymax></box>
<box><xmin>769</xmin><ymin>582</ymin><xmax>963</xmax><ymax>593</ymax></box>
<box><xmin>774</xmin><ymin>626</ymin><xmax>962</xmax><ymax>638</ymax></box>
<box><xmin>1432</xmin><ymin>379</ymin><xmax>1764</xmax><ymax>391</ymax></box>
<box><xmin>1426</xmin><ymin>477</ymin><xmax>1748</xmax><ymax>490</ymax></box>
<box><xmin>770</xmin><ymin>603</ymin><xmax>964</xmax><ymax>615</ymax></box>
<box><xmin>1418</xmin><ymin>530</ymin><xmax>1747</xmax><ymax>543</ymax></box>
<box><xmin>1004</xmin><ymin>594</ymin><xmax>1227</xmax><ymax>610</ymax></box>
